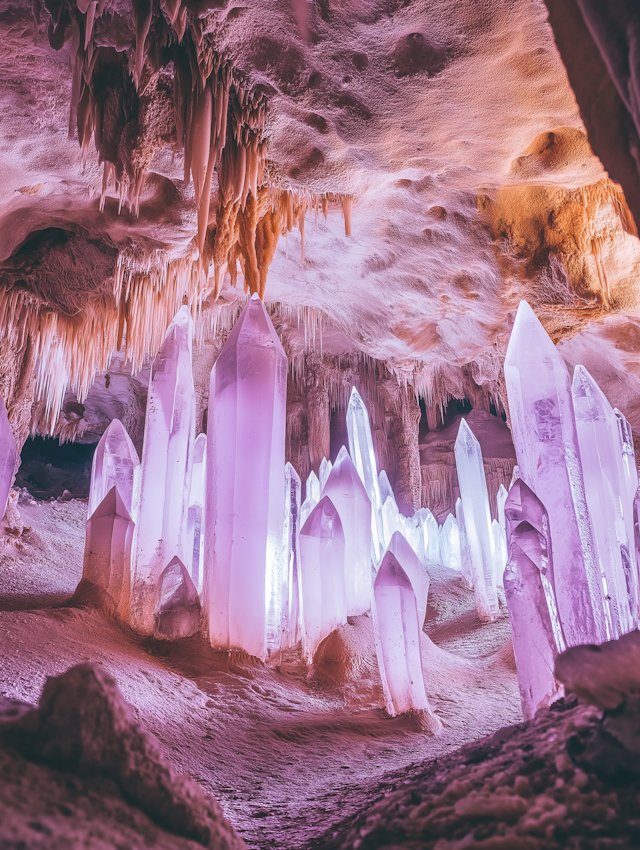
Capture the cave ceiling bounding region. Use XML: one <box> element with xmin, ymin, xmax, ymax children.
<box><xmin>2</xmin><ymin>0</ymin><xmax>640</xmax><ymax>432</ymax></box>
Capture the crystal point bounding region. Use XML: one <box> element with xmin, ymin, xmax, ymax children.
<box><xmin>387</xmin><ymin>531</ymin><xmax>430</xmax><ymax>627</ymax></box>
<box><xmin>347</xmin><ymin>387</ymin><xmax>384</xmax><ymax>561</ymax></box>
<box><xmin>153</xmin><ymin>556</ymin><xmax>200</xmax><ymax>640</ymax></box>
<box><xmin>88</xmin><ymin>419</ymin><xmax>140</xmax><ymax>521</ymax></box>
<box><xmin>0</xmin><ymin>395</ymin><xmax>16</xmax><ymax>520</ymax></box>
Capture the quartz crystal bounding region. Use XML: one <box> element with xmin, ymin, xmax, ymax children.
<box><xmin>379</xmin><ymin>470</ymin><xmax>395</xmax><ymax>504</ymax></box>
<box><xmin>0</xmin><ymin>395</ymin><xmax>16</xmax><ymax>521</ymax></box>
<box><xmin>299</xmin><ymin>495</ymin><xmax>347</xmax><ymax>662</ymax></box>
<box><xmin>153</xmin><ymin>556</ymin><xmax>200</xmax><ymax>640</ymax></box>
<box><xmin>421</xmin><ymin>508</ymin><xmax>441</xmax><ymax>565</ymax></box>
<box><xmin>82</xmin><ymin>486</ymin><xmax>134</xmax><ymax>619</ymax></box>
<box><xmin>455</xmin><ymin>497</ymin><xmax>474</xmax><ymax>588</ymax></box>
<box><xmin>319</xmin><ymin>457</ymin><xmax>332</xmax><ymax>492</ymax></box>
<box><xmin>614</xmin><ymin>407</ymin><xmax>639</xmax><ymax>624</ymax></box>
<box><xmin>492</xmin><ymin>519</ymin><xmax>507</xmax><ymax>588</ymax></box>
<box><xmin>203</xmin><ymin>294</ymin><xmax>287</xmax><ymax>659</ymax></box>
<box><xmin>503</xmin><ymin>480</ymin><xmax>564</xmax><ymax>720</ymax></box>
<box><xmin>185</xmin><ymin>433</ymin><xmax>206</xmax><ymax>594</ymax></box>
<box><xmin>306</xmin><ymin>470</ymin><xmax>320</xmax><ymax>503</ymax></box>
<box><xmin>387</xmin><ymin>531</ymin><xmax>430</xmax><ymax>626</ymax></box>
<box><xmin>321</xmin><ymin>445</ymin><xmax>372</xmax><ymax>616</ymax></box>
<box><xmin>372</xmin><ymin>551</ymin><xmax>430</xmax><ymax>716</ymax></box>
<box><xmin>381</xmin><ymin>494</ymin><xmax>403</xmax><ymax>550</ymax></box>
<box><xmin>88</xmin><ymin>419</ymin><xmax>140</xmax><ymax>521</ymax></box>
<box><xmin>281</xmin><ymin>462</ymin><xmax>302</xmax><ymax>647</ymax></box>
<box><xmin>454</xmin><ymin>418</ymin><xmax>499</xmax><ymax>622</ymax></box>
<box><xmin>440</xmin><ymin>513</ymin><xmax>462</xmax><ymax>572</ymax></box>
<box><xmin>572</xmin><ymin>365</ymin><xmax>635</xmax><ymax>638</ymax></box>
<box><xmin>132</xmin><ymin>306</ymin><xmax>195</xmax><ymax>633</ymax></box>
<box><xmin>347</xmin><ymin>387</ymin><xmax>384</xmax><ymax>561</ymax></box>
<box><xmin>504</xmin><ymin>300</ymin><xmax>606</xmax><ymax>646</ymax></box>
<box><xmin>403</xmin><ymin>513</ymin><xmax>425</xmax><ymax>565</ymax></box>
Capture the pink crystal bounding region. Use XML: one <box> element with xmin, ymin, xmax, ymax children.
<box><xmin>386</xmin><ymin>531</ymin><xmax>430</xmax><ymax>627</ymax></box>
<box><xmin>88</xmin><ymin>419</ymin><xmax>140</xmax><ymax>520</ymax></box>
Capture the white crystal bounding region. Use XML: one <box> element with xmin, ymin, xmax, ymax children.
<box><xmin>455</xmin><ymin>497</ymin><xmax>474</xmax><ymax>588</ymax></box>
<box><xmin>0</xmin><ymin>395</ymin><xmax>17</xmax><ymax>521</ymax></box>
<box><xmin>306</xmin><ymin>470</ymin><xmax>320</xmax><ymax>504</ymax></box>
<box><xmin>281</xmin><ymin>462</ymin><xmax>302</xmax><ymax>647</ymax></box>
<box><xmin>185</xmin><ymin>433</ymin><xmax>206</xmax><ymax>594</ymax></box>
<box><xmin>386</xmin><ymin>531</ymin><xmax>430</xmax><ymax>627</ymax></box>
<box><xmin>379</xmin><ymin>470</ymin><xmax>395</xmax><ymax>504</ymax></box>
<box><xmin>347</xmin><ymin>387</ymin><xmax>384</xmax><ymax>561</ymax></box>
<box><xmin>440</xmin><ymin>513</ymin><xmax>462</xmax><ymax>572</ymax></box>
<box><xmin>88</xmin><ymin>419</ymin><xmax>140</xmax><ymax>521</ymax></box>
<box><xmin>420</xmin><ymin>508</ymin><xmax>441</xmax><ymax>565</ymax></box>
<box><xmin>381</xmin><ymin>494</ymin><xmax>403</xmax><ymax>550</ymax></box>
<box><xmin>319</xmin><ymin>457</ymin><xmax>333</xmax><ymax>492</ymax></box>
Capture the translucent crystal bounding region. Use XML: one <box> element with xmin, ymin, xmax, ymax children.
<box><xmin>381</xmin><ymin>494</ymin><xmax>404</xmax><ymax>550</ymax></box>
<box><xmin>421</xmin><ymin>508</ymin><xmax>441</xmax><ymax>565</ymax></box>
<box><xmin>306</xmin><ymin>470</ymin><xmax>320</xmax><ymax>503</ymax></box>
<box><xmin>379</xmin><ymin>470</ymin><xmax>395</xmax><ymax>504</ymax></box>
<box><xmin>440</xmin><ymin>513</ymin><xmax>462</xmax><ymax>572</ymax></box>
<box><xmin>203</xmin><ymin>294</ymin><xmax>287</xmax><ymax>660</ymax></box>
<box><xmin>614</xmin><ymin>407</ymin><xmax>639</xmax><ymax>624</ymax></box>
<box><xmin>386</xmin><ymin>531</ymin><xmax>430</xmax><ymax>627</ymax></box>
<box><xmin>88</xmin><ymin>419</ymin><xmax>140</xmax><ymax>521</ymax></box>
<box><xmin>347</xmin><ymin>387</ymin><xmax>384</xmax><ymax>561</ymax></box>
<box><xmin>372</xmin><ymin>550</ymin><xmax>430</xmax><ymax>716</ymax></box>
<box><xmin>403</xmin><ymin>513</ymin><xmax>425</xmax><ymax>565</ymax></box>
<box><xmin>497</xmin><ymin>484</ymin><xmax>508</xmax><ymax>535</ymax></box>
<box><xmin>185</xmin><ymin>433</ymin><xmax>206</xmax><ymax>594</ymax></box>
<box><xmin>503</xmin><ymin>479</ymin><xmax>565</xmax><ymax>720</ymax></box>
<box><xmin>455</xmin><ymin>497</ymin><xmax>474</xmax><ymax>588</ymax></box>
<box><xmin>504</xmin><ymin>300</ymin><xmax>606</xmax><ymax>646</ymax></box>
<box><xmin>454</xmin><ymin>418</ymin><xmax>499</xmax><ymax>622</ymax></box>
<box><xmin>492</xmin><ymin>519</ymin><xmax>507</xmax><ymax>588</ymax></box>
<box><xmin>0</xmin><ymin>395</ymin><xmax>17</xmax><ymax>521</ymax></box>
<box><xmin>281</xmin><ymin>462</ymin><xmax>302</xmax><ymax>647</ymax></box>
<box><xmin>82</xmin><ymin>486</ymin><xmax>134</xmax><ymax>619</ymax></box>
<box><xmin>321</xmin><ymin>446</ymin><xmax>372</xmax><ymax>616</ymax></box>
<box><xmin>572</xmin><ymin>365</ymin><xmax>635</xmax><ymax>638</ymax></box>
<box><xmin>299</xmin><ymin>495</ymin><xmax>347</xmax><ymax>662</ymax></box>
<box><xmin>153</xmin><ymin>556</ymin><xmax>200</xmax><ymax>640</ymax></box>
<box><xmin>132</xmin><ymin>306</ymin><xmax>195</xmax><ymax>633</ymax></box>
<box><xmin>319</xmin><ymin>457</ymin><xmax>332</xmax><ymax>492</ymax></box>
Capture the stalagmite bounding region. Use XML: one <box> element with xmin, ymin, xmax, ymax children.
<box><xmin>282</xmin><ymin>462</ymin><xmax>302</xmax><ymax>647</ymax></box>
<box><xmin>372</xmin><ymin>551</ymin><xmax>435</xmax><ymax>721</ymax></box>
<box><xmin>387</xmin><ymin>531</ymin><xmax>430</xmax><ymax>627</ymax></box>
<box><xmin>299</xmin><ymin>496</ymin><xmax>347</xmax><ymax>663</ymax></box>
<box><xmin>88</xmin><ymin>419</ymin><xmax>140</xmax><ymax>521</ymax></box>
<box><xmin>347</xmin><ymin>387</ymin><xmax>384</xmax><ymax>561</ymax></box>
<box><xmin>153</xmin><ymin>556</ymin><xmax>200</xmax><ymax>641</ymax></box>
<box><xmin>454</xmin><ymin>419</ymin><xmax>499</xmax><ymax>622</ymax></box>
<box><xmin>319</xmin><ymin>457</ymin><xmax>332</xmax><ymax>492</ymax></box>
<box><xmin>503</xmin><ymin>480</ymin><xmax>564</xmax><ymax>720</ymax></box>
<box><xmin>572</xmin><ymin>365</ymin><xmax>635</xmax><ymax>638</ymax></box>
<box><xmin>0</xmin><ymin>395</ymin><xmax>16</xmax><ymax>521</ymax></box>
<box><xmin>504</xmin><ymin>300</ymin><xmax>606</xmax><ymax>647</ymax></box>
<box><xmin>81</xmin><ymin>486</ymin><xmax>134</xmax><ymax>619</ymax></box>
<box><xmin>203</xmin><ymin>294</ymin><xmax>287</xmax><ymax>660</ymax></box>
<box><xmin>185</xmin><ymin>433</ymin><xmax>206</xmax><ymax>594</ymax></box>
<box><xmin>321</xmin><ymin>445</ymin><xmax>372</xmax><ymax>616</ymax></box>
<box><xmin>440</xmin><ymin>514</ymin><xmax>462</xmax><ymax>572</ymax></box>
<box><xmin>131</xmin><ymin>306</ymin><xmax>195</xmax><ymax>634</ymax></box>
<box><xmin>455</xmin><ymin>497</ymin><xmax>474</xmax><ymax>588</ymax></box>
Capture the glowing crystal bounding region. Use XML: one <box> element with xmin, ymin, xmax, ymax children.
<box><xmin>455</xmin><ymin>497</ymin><xmax>474</xmax><ymax>588</ymax></box>
<box><xmin>306</xmin><ymin>470</ymin><xmax>320</xmax><ymax>503</ymax></box>
<box><xmin>185</xmin><ymin>433</ymin><xmax>206</xmax><ymax>594</ymax></box>
<box><xmin>440</xmin><ymin>513</ymin><xmax>462</xmax><ymax>572</ymax></box>
<box><xmin>419</xmin><ymin>508</ymin><xmax>441</xmax><ymax>565</ymax></box>
<box><xmin>379</xmin><ymin>470</ymin><xmax>395</xmax><ymax>504</ymax></box>
<box><xmin>347</xmin><ymin>387</ymin><xmax>384</xmax><ymax>561</ymax></box>
<box><xmin>88</xmin><ymin>419</ymin><xmax>140</xmax><ymax>521</ymax></box>
<box><xmin>319</xmin><ymin>457</ymin><xmax>332</xmax><ymax>492</ymax></box>
<box><xmin>504</xmin><ymin>301</ymin><xmax>606</xmax><ymax>646</ymax></box>
<box><xmin>281</xmin><ymin>462</ymin><xmax>302</xmax><ymax>647</ymax></box>
<box><xmin>0</xmin><ymin>395</ymin><xmax>16</xmax><ymax>521</ymax></box>
<box><xmin>203</xmin><ymin>294</ymin><xmax>287</xmax><ymax>659</ymax></box>
<box><xmin>386</xmin><ymin>531</ymin><xmax>430</xmax><ymax>627</ymax></box>
<box><xmin>381</xmin><ymin>494</ymin><xmax>403</xmax><ymax>550</ymax></box>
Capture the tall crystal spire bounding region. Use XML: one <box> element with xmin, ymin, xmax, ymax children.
<box><xmin>185</xmin><ymin>432</ymin><xmax>206</xmax><ymax>594</ymax></box>
<box><xmin>0</xmin><ymin>395</ymin><xmax>16</xmax><ymax>522</ymax></box>
<box><xmin>346</xmin><ymin>387</ymin><xmax>384</xmax><ymax>561</ymax></box>
<box><xmin>386</xmin><ymin>531</ymin><xmax>430</xmax><ymax>627</ymax></box>
<box><xmin>454</xmin><ymin>418</ymin><xmax>499</xmax><ymax>622</ymax></box>
<box><xmin>203</xmin><ymin>294</ymin><xmax>287</xmax><ymax>660</ymax></box>
<box><xmin>504</xmin><ymin>300</ymin><xmax>606</xmax><ymax>646</ymax></box>
<box><xmin>281</xmin><ymin>462</ymin><xmax>302</xmax><ymax>647</ymax></box>
<box><xmin>88</xmin><ymin>419</ymin><xmax>140</xmax><ymax>521</ymax></box>
<box><xmin>131</xmin><ymin>305</ymin><xmax>195</xmax><ymax>633</ymax></box>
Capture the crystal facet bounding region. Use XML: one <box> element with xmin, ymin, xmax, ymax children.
<box><xmin>386</xmin><ymin>531</ymin><xmax>430</xmax><ymax>627</ymax></box>
<box><xmin>440</xmin><ymin>513</ymin><xmax>462</xmax><ymax>572</ymax></box>
<box><xmin>281</xmin><ymin>462</ymin><xmax>302</xmax><ymax>647</ymax></box>
<box><xmin>203</xmin><ymin>294</ymin><xmax>287</xmax><ymax>659</ymax></box>
<box><xmin>185</xmin><ymin>432</ymin><xmax>206</xmax><ymax>594</ymax></box>
<box><xmin>347</xmin><ymin>387</ymin><xmax>384</xmax><ymax>561</ymax></box>
<box><xmin>455</xmin><ymin>497</ymin><xmax>474</xmax><ymax>588</ymax></box>
<box><xmin>421</xmin><ymin>508</ymin><xmax>441</xmax><ymax>565</ymax></box>
<box><xmin>319</xmin><ymin>457</ymin><xmax>333</xmax><ymax>492</ymax></box>
<box><xmin>88</xmin><ymin>419</ymin><xmax>140</xmax><ymax>521</ymax></box>
<box><xmin>153</xmin><ymin>556</ymin><xmax>200</xmax><ymax>640</ymax></box>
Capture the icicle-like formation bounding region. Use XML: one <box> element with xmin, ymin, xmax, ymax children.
<box><xmin>386</xmin><ymin>531</ymin><xmax>430</xmax><ymax>627</ymax></box>
<box><xmin>455</xmin><ymin>497</ymin><xmax>474</xmax><ymax>588</ymax></box>
<box><xmin>0</xmin><ymin>395</ymin><xmax>16</xmax><ymax>520</ymax></box>
<box><xmin>131</xmin><ymin>306</ymin><xmax>195</xmax><ymax>634</ymax></box>
<box><xmin>203</xmin><ymin>295</ymin><xmax>287</xmax><ymax>660</ymax></box>
<box><xmin>81</xmin><ymin>486</ymin><xmax>134</xmax><ymax>620</ymax></box>
<box><xmin>185</xmin><ymin>433</ymin><xmax>206</xmax><ymax>594</ymax></box>
<box><xmin>88</xmin><ymin>419</ymin><xmax>140</xmax><ymax>521</ymax></box>
<box><xmin>282</xmin><ymin>462</ymin><xmax>302</xmax><ymax>648</ymax></box>
<box><xmin>440</xmin><ymin>514</ymin><xmax>462</xmax><ymax>572</ymax></box>
<box><xmin>299</xmin><ymin>495</ymin><xmax>347</xmax><ymax>663</ymax></box>
<box><xmin>321</xmin><ymin>445</ymin><xmax>372</xmax><ymax>616</ymax></box>
<box><xmin>572</xmin><ymin>365</ymin><xmax>635</xmax><ymax>638</ymax></box>
<box><xmin>319</xmin><ymin>457</ymin><xmax>332</xmax><ymax>492</ymax></box>
<box><xmin>504</xmin><ymin>300</ymin><xmax>606</xmax><ymax>647</ymax></box>
<box><xmin>153</xmin><ymin>556</ymin><xmax>201</xmax><ymax>641</ymax></box>
<box><xmin>454</xmin><ymin>419</ymin><xmax>499</xmax><ymax>622</ymax></box>
<box><xmin>347</xmin><ymin>387</ymin><xmax>385</xmax><ymax>562</ymax></box>
<box><xmin>372</xmin><ymin>551</ymin><xmax>432</xmax><ymax>717</ymax></box>
<box><xmin>503</xmin><ymin>480</ymin><xmax>565</xmax><ymax>720</ymax></box>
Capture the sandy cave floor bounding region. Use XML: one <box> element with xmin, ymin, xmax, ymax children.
<box><xmin>0</xmin><ymin>499</ymin><xmax>520</xmax><ymax>849</ymax></box>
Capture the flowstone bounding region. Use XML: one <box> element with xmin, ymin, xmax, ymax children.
<box><xmin>387</xmin><ymin>531</ymin><xmax>430</xmax><ymax>627</ymax></box>
<box><xmin>132</xmin><ymin>306</ymin><xmax>195</xmax><ymax>634</ymax></box>
<box><xmin>347</xmin><ymin>387</ymin><xmax>384</xmax><ymax>561</ymax></box>
<box><xmin>299</xmin><ymin>495</ymin><xmax>346</xmax><ymax>662</ymax></box>
<box><xmin>88</xmin><ymin>419</ymin><xmax>140</xmax><ymax>521</ymax></box>
<box><xmin>203</xmin><ymin>294</ymin><xmax>287</xmax><ymax>660</ymax></box>
<box><xmin>454</xmin><ymin>418</ymin><xmax>499</xmax><ymax>622</ymax></box>
<box><xmin>321</xmin><ymin>445</ymin><xmax>372</xmax><ymax>616</ymax></box>
<box><xmin>0</xmin><ymin>395</ymin><xmax>16</xmax><ymax>521</ymax></box>
<box><xmin>153</xmin><ymin>556</ymin><xmax>200</xmax><ymax>640</ymax></box>
<box><xmin>504</xmin><ymin>300</ymin><xmax>606</xmax><ymax>646</ymax></box>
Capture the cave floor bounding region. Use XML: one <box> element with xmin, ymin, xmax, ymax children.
<box><xmin>0</xmin><ymin>499</ymin><xmax>520</xmax><ymax>849</ymax></box>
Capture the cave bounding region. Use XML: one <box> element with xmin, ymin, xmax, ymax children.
<box><xmin>1</xmin><ymin>0</ymin><xmax>640</xmax><ymax>848</ymax></box>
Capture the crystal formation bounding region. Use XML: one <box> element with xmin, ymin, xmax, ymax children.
<box><xmin>440</xmin><ymin>513</ymin><xmax>462</xmax><ymax>572</ymax></box>
<box><xmin>387</xmin><ymin>531</ymin><xmax>430</xmax><ymax>627</ymax></box>
<box><xmin>88</xmin><ymin>419</ymin><xmax>140</xmax><ymax>521</ymax></box>
<box><xmin>281</xmin><ymin>462</ymin><xmax>302</xmax><ymax>647</ymax></box>
<box><xmin>455</xmin><ymin>497</ymin><xmax>474</xmax><ymax>588</ymax></box>
<box><xmin>153</xmin><ymin>556</ymin><xmax>200</xmax><ymax>641</ymax></box>
<box><xmin>504</xmin><ymin>300</ymin><xmax>606</xmax><ymax>646</ymax></box>
<box><xmin>0</xmin><ymin>395</ymin><xmax>17</xmax><ymax>521</ymax></box>
<box><xmin>319</xmin><ymin>457</ymin><xmax>333</xmax><ymax>492</ymax></box>
<box><xmin>185</xmin><ymin>432</ymin><xmax>206</xmax><ymax>594</ymax></box>
<box><xmin>203</xmin><ymin>294</ymin><xmax>287</xmax><ymax>660</ymax></box>
<box><xmin>347</xmin><ymin>387</ymin><xmax>384</xmax><ymax>561</ymax></box>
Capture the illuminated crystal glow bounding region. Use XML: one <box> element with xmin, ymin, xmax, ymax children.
<box><xmin>281</xmin><ymin>462</ymin><xmax>302</xmax><ymax>647</ymax></box>
<box><xmin>372</xmin><ymin>550</ymin><xmax>431</xmax><ymax>717</ymax></box>
<box><xmin>403</xmin><ymin>513</ymin><xmax>425</xmax><ymax>565</ymax></box>
<box><xmin>614</xmin><ymin>407</ymin><xmax>639</xmax><ymax>625</ymax></box>
<box><xmin>185</xmin><ymin>433</ymin><xmax>206</xmax><ymax>594</ymax></box>
<box><xmin>301</xmin><ymin>470</ymin><xmax>320</xmax><ymax>526</ymax></box>
<box><xmin>421</xmin><ymin>508</ymin><xmax>441</xmax><ymax>565</ymax></box>
<box><xmin>492</xmin><ymin>519</ymin><xmax>507</xmax><ymax>587</ymax></box>
<box><xmin>321</xmin><ymin>446</ymin><xmax>372</xmax><ymax>616</ymax></box>
<box><xmin>88</xmin><ymin>419</ymin><xmax>140</xmax><ymax>521</ymax></box>
<box><xmin>347</xmin><ymin>387</ymin><xmax>384</xmax><ymax>561</ymax></box>
<box><xmin>82</xmin><ymin>486</ymin><xmax>134</xmax><ymax>619</ymax></box>
<box><xmin>381</xmin><ymin>494</ymin><xmax>403</xmax><ymax>550</ymax></box>
<box><xmin>440</xmin><ymin>513</ymin><xmax>462</xmax><ymax>572</ymax></box>
<box><xmin>131</xmin><ymin>306</ymin><xmax>195</xmax><ymax>633</ymax></box>
<box><xmin>504</xmin><ymin>300</ymin><xmax>606</xmax><ymax>647</ymax></box>
<box><xmin>379</xmin><ymin>470</ymin><xmax>395</xmax><ymax>504</ymax></box>
<box><xmin>572</xmin><ymin>366</ymin><xmax>635</xmax><ymax>638</ymax></box>
<box><xmin>319</xmin><ymin>457</ymin><xmax>332</xmax><ymax>492</ymax></box>
<box><xmin>0</xmin><ymin>395</ymin><xmax>16</xmax><ymax>521</ymax></box>
<box><xmin>299</xmin><ymin>495</ymin><xmax>347</xmax><ymax>662</ymax></box>
<box><xmin>153</xmin><ymin>556</ymin><xmax>200</xmax><ymax>641</ymax></box>
<box><xmin>503</xmin><ymin>479</ymin><xmax>565</xmax><ymax>720</ymax></box>
<box><xmin>455</xmin><ymin>498</ymin><xmax>473</xmax><ymax>588</ymax></box>
<box><xmin>454</xmin><ymin>419</ymin><xmax>499</xmax><ymax>622</ymax></box>
<box><xmin>203</xmin><ymin>294</ymin><xmax>287</xmax><ymax>660</ymax></box>
<box><xmin>387</xmin><ymin>531</ymin><xmax>430</xmax><ymax>627</ymax></box>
